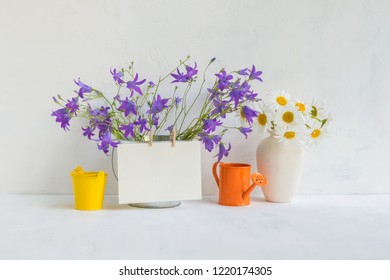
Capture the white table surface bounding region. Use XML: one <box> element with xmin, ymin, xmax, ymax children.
<box><xmin>0</xmin><ymin>194</ymin><xmax>389</xmax><ymax>260</ymax></box>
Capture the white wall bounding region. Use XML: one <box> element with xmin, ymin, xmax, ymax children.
<box><xmin>1</xmin><ymin>0</ymin><xmax>389</xmax><ymax>195</ymax></box>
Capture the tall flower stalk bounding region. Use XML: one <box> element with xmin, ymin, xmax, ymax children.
<box><xmin>52</xmin><ymin>57</ymin><xmax>264</xmax><ymax>161</ymax></box>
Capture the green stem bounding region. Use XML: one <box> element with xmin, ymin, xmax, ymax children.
<box><xmin>155</xmin><ymin>88</ymin><xmax>179</xmax><ymax>135</ymax></box>
<box><xmin>174</xmin><ymin>82</ymin><xmax>192</xmax><ymax>133</ymax></box>
<box><xmin>179</xmin><ymin>59</ymin><xmax>215</xmax><ymax>134</ymax></box>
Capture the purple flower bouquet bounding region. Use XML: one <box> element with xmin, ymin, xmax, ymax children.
<box><xmin>52</xmin><ymin>57</ymin><xmax>263</xmax><ymax>161</ymax></box>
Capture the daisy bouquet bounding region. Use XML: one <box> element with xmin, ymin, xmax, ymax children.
<box><xmin>51</xmin><ymin>57</ymin><xmax>264</xmax><ymax>161</ymax></box>
<box><xmin>253</xmin><ymin>90</ymin><xmax>330</xmax><ymax>145</ymax></box>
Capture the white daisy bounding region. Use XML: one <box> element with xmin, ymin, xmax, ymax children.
<box><xmin>273</xmin><ymin>104</ymin><xmax>304</xmax><ymax>128</ymax></box>
<box><xmin>308</xmin><ymin>98</ymin><xmax>328</xmax><ymax>121</ymax></box>
<box><xmin>293</xmin><ymin>98</ymin><xmax>307</xmax><ymax>114</ymax></box>
<box><xmin>252</xmin><ymin>101</ymin><xmax>270</xmax><ymax>135</ymax></box>
<box><xmin>273</xmin><ymin>124</ymin><xmax>305</xmax><ymax>145</ymax></box>
<box><xmin>266</xmin><ymin>89</ymin><xmax>291</xmax><ymax>110</ymax></box>
<box><xmin>307</xmin><ymin>123</ymin><xmax>329</xmax><ymax>145</ymax></box>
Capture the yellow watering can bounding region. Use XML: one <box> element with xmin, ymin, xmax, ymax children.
<box><xmin>70</xmin><ymin>166</ymin><xmax>107</xmax><ymax>210</ymax></box>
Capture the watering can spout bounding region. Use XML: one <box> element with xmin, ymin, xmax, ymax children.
<box><xmin>242</xmin><ymin>173</ymin><xmax>267</xmax><ymax>200</ymax></box>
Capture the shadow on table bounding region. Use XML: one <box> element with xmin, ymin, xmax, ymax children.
<box><xmin>201</xmin><ymin>196</ymin><xmax>268</xmax><ymax>203</ymax></box>
<box><xmin>46</xmin><ymin>202</ymin><xmax>74</xmax><ymax>210</ymax></box>
<box><xmin>103</xmin><ymin>203</ymin><xmax>138</xmax><ymax>210</ymax></box>
<box><xmin>46</xmin><ymin>196</ymin><xmax>271</xmax><ymax>210</ymax></box>
<box><xmin>47</xmin><ymin>203</ymin><xmax>138</xmax><ymax>211</ymax></box>
<box><xmin>251</xmin><ymin>196</ymin><xmax>268</xmax><ymax>203</ymax></box>
<box><xmin>45</xmin><ymin>198</ymin><xmax>137</xmax><ymax>211</ymax></box>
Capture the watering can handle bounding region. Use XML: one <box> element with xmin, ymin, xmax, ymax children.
<box><xmin>212</xmin><ymin>162</ymin><xmax>220</xmax><ymax>188</ymax></box>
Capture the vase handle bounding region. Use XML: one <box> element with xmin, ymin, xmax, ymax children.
<box><xmin>212</xmin><ymin>162</ymin><xmax>220</xmax><ymax>188</ymax></box>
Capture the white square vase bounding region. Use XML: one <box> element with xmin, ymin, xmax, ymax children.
<box><xmin>117</xmin><ymin>140</ymin><xmax>202</xmax><ymax>204</ymax></box>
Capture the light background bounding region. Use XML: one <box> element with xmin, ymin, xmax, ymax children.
<box><xmin>1</xmin><ymin>0</ymin><xmax>389</xmax><ymax>195</ymax></box>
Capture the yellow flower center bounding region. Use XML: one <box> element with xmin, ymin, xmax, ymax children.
<box><xmin>282</xmin><ymin>111</ymin><xmax>294</xmax><ymax>123</ymax></box>
<box><xmin>257</xmin><ymin>113</ymin><xmax>267</xmax><ymax>126</ymax></box>
<box><xmin>295</xmin><ymin>102</ymin><xmax>306</xmax><ymax>112</ymax></box>
<box><xmin>276</xmin><ymin>96</ymin><xmax>287</xmax><ymax>106</ymax></box>
<box><xmin>284</xmin><ymin>131</ymin><xmax>296</xmax><ymax>139</ymax></box>
<box><xmin>311</xmin><ymin>129</ymin><xmax>321</xmax><ymax>138</ymax></box>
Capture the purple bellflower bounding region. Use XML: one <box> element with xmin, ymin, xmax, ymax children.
<box><xmin>171</xmin><ymin>62</ymin><xmax>198</xmax><ymax>83</ymax></box>
<box><xmin>201</xmin><ymin>135</ymin><xmax>214</xmax><ymax>152</ymax></box>
<box><xmin>118</xmin><ymin>97</ymin><xmax>137</xmax><ymax>117</ymax></box>
<box><xmin>171</xmin><ymin>68</ymin><xmax>187</xmax><ymax>83</ymax></box>
<box><xmin>211</xmin><ymin>99</ymin><xmax>229</xmax><ymax>118</ymax></box>
<box><xmin>185</xmin><ymin>62</ymin><xmax>198</xmax><ymax>79</ymax></box>
<box><xmin>166</xmin><ymin>125</ymin><xmax>174</xmax><ymax>133</ymax></box>
<box><xmin>199</xmin><ymin>133</ymin><xmax>214</xmax><ymax>152</ymax></box>
<box><xmin>229</xmin><ymin>88</ymin><xmax>246</xmax><ymax>108</ymax></box>
<box><xmin>240</xmin><ymin>80</ymin><xmax>252</xmax><ymax>94</ymax></box>
<box><xmin>97</xmin><ymin>131</ymin><xmax>118</xmax><ymax>154</ymax></box>
<box><xmin>134</xmin><ymin>116</ymin><xmax>149</xmax><ymax>133</ymax></box>
<box><xmin>249</xmin><ymin>65</ymin><xmax>263</xmax><ymax>82</ymax></box>
<box><xmin>119</xmin><ymin>123</ymin><xmax>136</xmax><ymax>138</ymax></box>
<box><xmin>229</xmin><ymin>81</ymin><xmax>251</xmax><ymax>108</ymax></box>
<box><xmin>51</xmin><ymin>108</ymin><xmax>71</xmax><ymax>131</ymax></box>
<box><xmin>239</xmin><ymin>127</ymin><xmax>252</xmax><ymax>139</ymax></box>
<box><xmin>174</xmin><ymin>97</ymin><xmax>182</xmax><ymax>106</ymax></box>
<box><xmin>207</xmin><ymin>88</ymin><xmax>220</xmax><ymax>100</ymax></box>
<box><xmin>73</xmin><ymin>78</ymin><xmax>92</xmax><ymax>98</ymax></box>
<box><xmin>246</xmin><ymin>90</ymin><xmax>258</xmax><ymax>101</ymax></box>
<box><xmin>82</xmin><ymin>126</ymin><xmax>95</xmax><ymax>140</ymax></box>
<box><xmin>146</xmin><ymin>94</ymin><xmax>169</xmax><ymax>114</ymax></box>
<box><xmin>152</xmin><ymin>114</ymin><xmax>159</xmax><ymax>127</ymax></box>
<box><xmin>90</xmin><ymin>105</ymin><xmax>110</xmax><ymax>117</ymax></box>
<box><xmin>241</xmin><ymin>106</ymin><xmax>258</xmax><ymax>125</ymax></box>
<box><xmin>211</xmin><ymin>135</ymin><xmax>222</xmax><ymax>145</ymax></box>
<box><xmin>65</xmin><ymin>97</ymin><xmax>79</xmax><ymax>113</ymax></box>
<box><xmin>199</xmin><ymin>133</ymin><xmax>223</xmax><ymax>152</ymax></box>
<box><xmin>126</xmin><ymin>73</ymin><xmax>146</xmax><ymax>96</ymax></box>
<box><xmin>216</xmin><ymin>142</ymin><xmax>231</xmax><ymax>162</ymax></box>
<box><xmin>88</xmin><ymin>106</ymin><xmax>112</xmax><ymax>136</ymax></box>
<box><xmin>203</xmin><ymin>118</ymin><xmax>223</xmax><ymax>134</ymax></box>
<box><xmin>110</xmin><ymin>68</ymin><xmax>124</xmax><ymax>84</ymax></box>
<box><xmin>215</xmin><ymin>70</ymin><xmax>233</xmax><ymax>91</ymax></box>
<box><xmin>237</xmin><ymin>68</ymin><xmax>249</xmax><ymax>76</ymax></box>
<box><xmin>97</xmin><ymin>121</ymin><xmax>111</xmax><ymax>138</ymax></box>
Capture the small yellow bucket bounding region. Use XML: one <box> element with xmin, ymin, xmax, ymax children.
<box><xmin>70</xmin><ymin>166</ymin><xmax>107</xmax><ymax>210</ymax></box>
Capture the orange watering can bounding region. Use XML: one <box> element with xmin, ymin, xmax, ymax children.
<box><xmin>213</xmin><ymin>162</ymin><xmax>266</xmax><ymax>206</ymax></box>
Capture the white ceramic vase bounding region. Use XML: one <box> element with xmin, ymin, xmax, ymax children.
<box><xmin>256</xmin><ymin>135</ymin><xmax>304</xmax><ymax>202</ymax></box>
